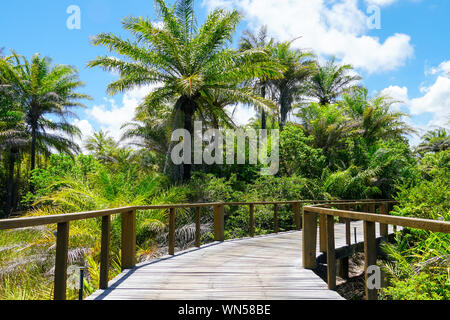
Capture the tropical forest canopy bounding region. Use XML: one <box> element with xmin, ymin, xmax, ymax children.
<box><xmin>0</xmin><ymin>0</ymin><xmax>448</xmax><ymax>300</ymax></box>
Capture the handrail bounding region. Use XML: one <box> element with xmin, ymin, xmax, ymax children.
<box><xmin>302</xmin><ymin>202</ymin><xmax>450</xmax><ymax>300</ymax></box>
<box><xmin>0</xmin><ymin>199</ymin><xmax>398</xmax><ymax>300</ymax></box>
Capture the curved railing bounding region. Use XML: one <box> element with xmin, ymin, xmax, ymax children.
<box><xmin>302</xmin><ymin>201</ymin><xmax>450</xmax><ymax>300</ymax></box>
<box><xmin>2</xmin><ymin>199</ymin><xmax>448</xmax><ymax>300</ymax></box>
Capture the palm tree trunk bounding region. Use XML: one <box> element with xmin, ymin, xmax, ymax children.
<box><xmin>261</xmin><ymin>84</ymin><xmax>267</xmax><ymax>130</ymax></box>
<box><xmin>182</xmin><ymin>103</ymin><xmax>194</xmax><ymax>182</ymax></box>
<box><xmin>30</xmin><ymin>126</ymin><xmax>37</xmax><ymax>172</ymax></box>
<box><xmin>29</xmin><ymin>126</ymin><xmax>37</xmax><ymax>193</ymax></box>
<box><xmin>5</xmin><ymin>150</ymin><xmax>16</xmax><ymax>217</ymax></box>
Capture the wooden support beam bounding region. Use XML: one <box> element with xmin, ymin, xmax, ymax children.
<box><xmin>249</xmin><ymin>204</ymin><xmax>255</xmax><ymax>237</ymax></box>
<box><xmin>319</xmin><ymin>214</ymin><xmax>327</xmax><ymax>252</ymax></box>
<box><xmin>54</xmin><ymin>222</ymin><xmax>69</xmax><ymax>300</ymax></box>
<box><xmin>326</xmin><ymin>215</ymin><xmax>336</xmax><ymax>290</ymax></box>
<box><xmin>302</xmin><ymin>210</ymin><xmax>317</xmax><ymax>269</ymax></box>
<box><xmin>121</xmin><ymin>210</ymin><xmax>136</xmax><ymax>269</ymax></box>
<box><xmin>195</xmin><ymin>207</ymin><xmax>201</xmax><ymax>247</ymax></box>
<box><xmin>364</xmin><ymin>220</ymin><xmax>377</xmax><ymax>300</ymax></box>
<box><xmin>214</xmin><ymin>204</ymin><xmax>224</xmax><ymax>241</ymax></box>
<box><xmin>274</xmin><ymin>204</ymin><xmax>279</xmax><ymax>234</ymax></box>
<box><xmin>379</xmin><ymin>202</ymin><xmax>389</xmax><ymax>238</ymax></box>
<box><xmin>169</xmin><ymin>208</ymin><xmax>175</xmax><ymax>255</ymax></box>
<box><xmin>99</xmin><ymin>215</ymin><xmax>110</xmax><ymax>289</ymax></box>
<box><xmin>293</xmin><ymin>202</ymin><xmax>301</xmax><ymax>230</ymax></box>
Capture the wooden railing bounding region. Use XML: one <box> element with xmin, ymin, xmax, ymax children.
<box><xmin>3</xmin><ymin>199</ymin><xmax>447</xmax><ymax>300</ymax></box>
<box><xmin>0</xmin><ymin>199</ymin><xmax>379</xmax><ymax>300</ymax></box>
<box><xmin>302</xmin><ymin>201</ymin><xmax>450</xmax><ymax>300</ymax></box>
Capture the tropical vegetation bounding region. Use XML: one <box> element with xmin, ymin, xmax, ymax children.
<box><xmin>0</xmin><ymin>0</ymin><xmax>448</xmax><ymax>300</ymax></box>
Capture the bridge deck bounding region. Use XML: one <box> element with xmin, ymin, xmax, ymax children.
<box><xmin>87</xmin><ymin>221</ymin><xmax>395</xmax><ymax>300</ymax></box>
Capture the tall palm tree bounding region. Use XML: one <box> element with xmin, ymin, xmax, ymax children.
<box><xmin>0</xmin><ymin>68</ymin><xmax>28</xmax><ymax>216</ymax></box>
<box><xmin>239</xmin><ymin>25</ymin><xmax>275</xmax><ymax>130</ymax></box>
<box><xmin>307</xmin><ymin>57</ymin><xmax>361</xmax><ymax>106</ymax></box>
<box><xmin>89</xmin><ymin>0</ymin><xmax>282</xmax><ymax>181</ymax></box>
<box><xmin>296</xmin><ymin>102</ymin><xmax>359</xmax><ymax>167</ymax></box>
<box><xmin>0</xmin><ymin>52</ymin><xmax>91</xmax><ymax>173</ymax></box>
<box><xmin>84</xmin><ymin>130</ymin><xmax>120</xmax><ymax>163</ymax></box>
<box><xmin>416</xmin><ymin>128</ymin><xmax>449</xmax><ymax>154</ymax></box>
<box><xmin>269</xmin><ymin>41</ymin><xmax>314</xmax><ymax>130</ymax></box>
<box><xmin>341</xmin><ymin>87</ymin><xmax>415</xmax><ymax>145</ymax></box>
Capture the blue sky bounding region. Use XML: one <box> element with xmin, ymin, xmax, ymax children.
<box><xmin>1</xmin><ymin>0</ymin><xmax>449</xmax><ymax>146</ymax></box>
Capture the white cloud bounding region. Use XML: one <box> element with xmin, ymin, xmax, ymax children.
<box><xmin>379</xmin><ymin>62</ymin><xmax>450</xmax><ymax>140</ymax></box>
<box><xmin>82</xmin><ymin>84</ymin><xmax>159</xmax><ymax>142</ymax></box>
<box><xmin>364</xmin><ymin>0</ymin><xmax>398</xmax><ymax>6</ymax></box>
<box><xmin>409</xmin><ymin>76</ymin><xmax>450</xmax><ymax>121</ymax></box>
<box><xmin>226</xmin><ymin>104</ymin><xmax>257</xmax><ymax>126</ymax></box>
<box><xmin>425</xmin><ymin>60</ymin><xmax>450</xmax><ymax>76</ymax></box>
<box><xmin>380</xmin><ymin>85</ymin><xmax>409</xmax><ymax>111</ymax></box>
<box><xmin>202</xmin><ymin>0</ymin><xmax>414</xmax><ymax>74</ymax></box>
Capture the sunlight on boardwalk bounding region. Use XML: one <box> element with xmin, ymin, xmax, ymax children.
<box><xmin>87</xmin><ymin>221</ymin><xmax>394</xmax><ymax>300</ymax></box>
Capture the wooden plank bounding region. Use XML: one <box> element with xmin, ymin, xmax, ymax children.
<box><xmin>319</xmin><ymin>214</ymin><xmax>327</xmax><ymax>252</ymax></box>
<box><xmin>249</xmin><ymin>204</ymin><xmax>255</xmax><ymax>237</ymax></box>
<box><xmin>293</xmin><ymin>202</ymin><xmax>301</xmax><ymax>230</ymax></box>
<box><xmin>326</xmin><ymin>215</ymin><xmax>336</xmax><ymax>290</ymax></box>
<box><xmin>274</xmin><ymin>204</ymin><xmax>279</xmax><ymax>234</ymax></box>
<box><xmin>195</xmin><ymin>207</ymin><xmax>201</xmax><ymax>247</ymax></box>
<box><xmin>54</xmin><ymin>222</ymin><xmax>69</xmax><ymax>300</ymax></box>
<box><xmin>214</xmin><ymin>204</ymin><xmax>225</xmax><ymax>241</ymax></box>
<box><xmin>379</xmin><ymin>202</ymin><xmax>389</xmax><ymax>237</ymax></box>
<box><xmin>100</xmin><ymin>215</ymin><xmax>110</xmax><ymax>289</ymax></box>
<box><xmin>302</xmin><ymin>210</ymin><xmax>317</xmax><ymax>269</ymax></box>
<box><xmin>169</xmin><ymin>208</ymin><xmax>175</xmax><ymax>255</ymax></box>
<box><xmin>364</xmin><ymin>220</ymin><xmax>377</xmax><ymax>300</ymax></box>
<box><xmin>305</xmin><ymin>206</ymin><xmax>450</xmax><ymax>233</ymax></box>
<box><xmin>121</xmin><ymin>210</ymin><xmax>136</xmax><ymax>269</ymax></box>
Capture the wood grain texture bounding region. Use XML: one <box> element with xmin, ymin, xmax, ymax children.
<box><xmin>87</xmin><ymin>221</ymin><xmax>398</xmax><ymax>301</ymax></box>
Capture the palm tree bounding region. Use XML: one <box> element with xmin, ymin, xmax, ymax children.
<box><xmin>296</xmin><ymin>102</ymin><xmax>359</xmax><ymax>167</ymax></box>
<box><xmin>416</xmin><ymin>128</ymin><xmax>449</xmax><ymax>154</ymax></box>
<box><xmin>85</xmin><ymin>130</ymin><xmax>120</xmax><ymax>163</ymax></box>
<box><xmin>0</xmin><ymin>68</ymin><xmax>28</xmax><ymax>216</ymax></box>
<box><xmin>341</xmin><ymin>87</ymin><xmax>415</xmax><ymax>145</ymax></box>
<box><xmin>307</xmin><ymin>57</ymin><xmax>361</xmax><ymax>106</ymax></box>
<box><xmin>89</xmin><ymin>0</ymin><xmax>282</xmax><ymax>181</ymax></box>
<box><xmin>239</xmin><ymin>25</ymin><xmax>275</xmax><ymax>130</ymax></box>
<box><xmin>121</xmin><ymin>104</ymin><xmax>173</xmax><ymax>171</ymax></box>
<box><xmin>269</xmin><ymin>41</ymin><xmax>314</xmax><ymax>130</ymax></box>
<box><xmin>0</xmin><ymin>52</ymin><xmax>91</xmax><ymax>174</ymax></box>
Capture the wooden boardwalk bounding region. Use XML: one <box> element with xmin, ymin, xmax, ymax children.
<box><xmin>87</xmin><ymin>221</ymin><xmax>396</xmax><ymax>300</ymax></box>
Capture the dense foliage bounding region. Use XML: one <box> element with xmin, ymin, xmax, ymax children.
<box><xmin>0</xmin><ymin>0</ymin><xmax>448</xmax><ymax>300</ymax></box>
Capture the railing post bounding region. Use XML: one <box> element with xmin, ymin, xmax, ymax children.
<box><xmin>121</xmin><ymin>209</ymin><xmax>136</xmax><ymax>270</ymax></box>
<box><xmin>319</xmin><ymin>214</ymin><xmax>327</xmax><ymax>252</ymax></box>
<box><xmin>293</xmin><ymin>202</ymin><xmax>301</xmax><ymax>230</ymax></box>
<box><xmin>169</xmin><ymin>208</ymin><xmax>176</xmax><ymax>255</ymax></box>
<box><xmin>274</xmin><ymin>204</ymin><xmax>279</xmax><ymax>234</ymax></box>
<box><xmin>364</xmin><ymin>220</ymin><xmax>377</xmax><ymax>300</ymax></box>
<box><xmin>379</xmin><ymin>202</ymin><xmax>389</xmax><ymax>238</ymax></box>
<box><xmin>326</xmin><ymin>215</ymin><xmax>336</xmax><ymax>290</ymax></box>
<box><xmin>99</xmin><ymin>215</ymin><xmax>111</xmax><ymax>289</ymax></box>
<box><xmin>369</xmin><ymin>203</ymin><xmax>376</xmax><ymax>214</ymax></box>
<box><xmin>214</xmin><ymin>204</ymin><xmax>224</xmax><ymax>241</ymax></box>
<box><xmin>249</xmin><ymin>204</ymin><xmax>255</xmax><ymax>237</ymax></box>
<box><xmin>195</xmin><ymin>207</ymin><xmax>201</xmax><ymax>247</ymax></box>
<box><xmin>302</xmin><ymin>209</ymin><xmax>317</xmax><ymax>269</ymax></box>
<box><xmin>54</xmin><ymin>222</ymin><xmax>69</xmax><ymax>300</ymax></box>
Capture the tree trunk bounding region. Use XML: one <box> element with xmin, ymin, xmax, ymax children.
<box><xmin>5</xmin><ymin>150</ymin><xmax>16</xmax><ymax>218</ymax></box>
<box><xmin>260</xmin><ymin>84</ymin><xmax>267</xmax><ymax>130</ymax></box>
<box><xmin>182</xmin><ymin>101</ymin><xmax>194</xmax><ymax>182</ymax></box>
<box><xmin>30</xmin><ymin>126</ymin><xmax>37</xmax><ymax>172</ymax></box>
